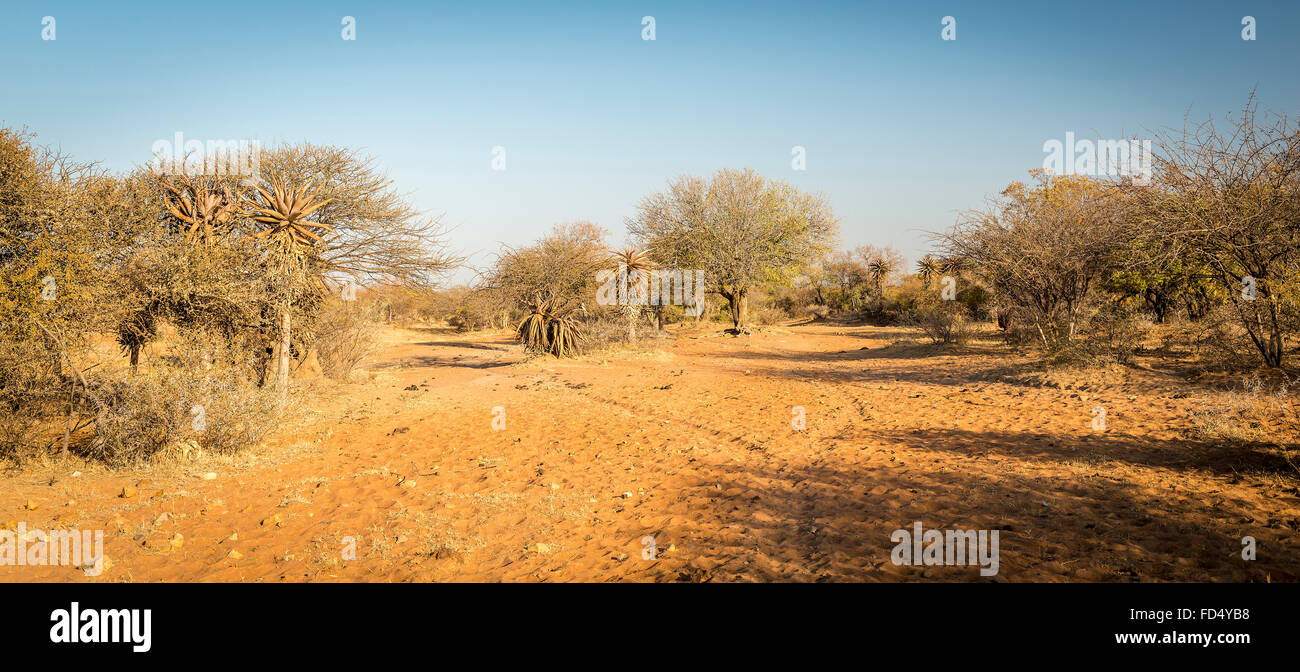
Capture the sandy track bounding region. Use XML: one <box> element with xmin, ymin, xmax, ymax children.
<box><xmin>3</xmin><ymin>323</ymin><xmax>1298</xmax><ymax>582</ymax></box>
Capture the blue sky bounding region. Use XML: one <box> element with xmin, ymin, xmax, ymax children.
<box><xmin>3</xmin><ymin>1</ymin><xmax>1298</xmax><ymax>283</ymax></box>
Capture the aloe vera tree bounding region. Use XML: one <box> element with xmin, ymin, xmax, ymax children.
<box><xmin>158</xmin><ymin>173</ymin><xmax>238</xmax><ymax>246</ymax></box>
<box><xmin>239</xmin><ymin>143</ymin><xmax>459</xmax><ymax>396</ymax></box>
<box><xmin>242</xmin><ymin>177</ymin><xmax>333</xmax><ymax>409</ymax></box>
<box><xmin>610</xmin><ymin>247</ymin><xmax>653</xmax><ymax>339</ymax></box>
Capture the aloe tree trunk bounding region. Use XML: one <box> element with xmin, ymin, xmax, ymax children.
<box><xmin>623</xmin><ymin>305</ymin><xmax>638</xmax><ymax>343</ymax></box>
<box><xmin>276</xmin><ymin>309</ymin><xmax>291</xmax><ymax>411</ymax></box>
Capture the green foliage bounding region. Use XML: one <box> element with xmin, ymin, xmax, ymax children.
<box><xmin>628</xmin><ymin>168</ymin><xmax>839</xmax><ymax>328</ymax></box>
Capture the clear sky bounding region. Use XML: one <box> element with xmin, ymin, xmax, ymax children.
<box><xmin>3</xmin><ymin>1</ymin><xmax>1298</xmax><ymax>283</ymax></box>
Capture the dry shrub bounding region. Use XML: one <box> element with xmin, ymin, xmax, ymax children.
<box><xmin>449</xmin><ymin>305</ymin><xmax>494</xmax><ymax>332</ymax></box>
<box><xmin>0</xmin><ymin>339</ymin><xmax>68</xmax><ymax>461</ymax></box>
<box><xmin>0</xmin><ymin>411</ymin><xmax>43</xmax><ymax>462</ymax></box>
<box><xmin>576</xmin><ymin>315</ymin><xmax>630</xmax><ymax>354</ymax></box>
<box><xmin>1000</xmin><ymin>323</ymin><xmax>1038</xmax><ymax>346</ymax></box>
<box><xmin>1036</xmin><ymin>305</ymin><xmax>1151</xmax><ymax>368</ymax></box>
<box><xmin>904</xmin><ymin>302</ymin><xmax>971</xmax><ymax>345</ymax></box>
<box><xmin>1074</xmin><ymin>306</ymin><xmax>1149</xmax><ymax>365</ymax></box>
<box><xmin>750</xmin><ymin>305</ymin><xmax>789</xmax><ymax>326</ymax></box>
<box><xmin>1186</xmin><ymin>302</ymin><xmax>1269</xmax><ymax>371</ymax></box>
<box><xmin>89</xmin><ymin>350</ymin><xmax>278</xmax><ymax>465</ymax></box>
<box><xmin>1190</xmin><ymin>374</ymin><xmax>1298</xmax><ymax>447</ymax></box>
<box><xmin>578</xmin><ymin>314</ymin><xmax>671</xmax><ymax>354</ymax></box>
<box><xmin>441</xmin><ymin>286</ymin><xmax>510</xmax><ymax>332</ymax></box>
<box><xmin>1098</xmin><ymin>313</ymin><xmax>1150</xmax><ymax>365</ymax></box>
<box><xmin>939</xmin><ymin>172</ymin><xmax>1133</xmax><ymax>350</ymax></box>
<box><xmin>312</xmin><ymin>299</ymin><xmax>379</xmax><ymax>380</ymax></box>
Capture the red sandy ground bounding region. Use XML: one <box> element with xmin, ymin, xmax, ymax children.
<box><xmin>3</xmin><ymin>323</ymin><xmax>1298</xmax><ymax>582</ymax></box>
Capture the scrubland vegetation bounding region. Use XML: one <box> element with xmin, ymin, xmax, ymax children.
<box><xmin>1</xmin><ymin>128</ymin><xmax>454</xmax><ymax>464</ymax></box>
<box><xmin>3</xmin><ymin>99</ymin><xmax>1299</xmax><ymax>468</ymax></box>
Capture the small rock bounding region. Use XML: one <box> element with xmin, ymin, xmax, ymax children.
<box><xmin>261</xmin><ymin>514</ymin><xmax>282</xmax><ymax>527</ymax></box>
<box><xmin>169</xmin><ymin>533</ymin><xmax>184</xmax><ymax>549</ymax></box>
<box><xmin>119</xmin><ymin>486</ymin><xmax>137</xmax><ymax>499</ymax></box>
<box><xmin>71</xmin><ymin>471</ymin><xmax>82</xmax><ymax>477</ymax></box>
<box><xmin>227</xmin><ymin>550</ymin><xmax>243</xmax><ymax>560</ymax></box>
<box><xmin>621</xmin><ymin>492</ymin><xmax>633</xmax><ymax>499</ymax></box>
<box><xmin>201</xmin><ymin>472</ymin><xmax>217</xmax><ymax>480</ymax></box>
<box><xmin>24</xmin><ymin>501</ymin><xmax>38</xmax><ymax>511</ymax></box>
<box><xmin>81</xmin><ymin>556</ymin><xmax>111</xmax><ymax>576</ymax></box>
<box><xmin>226</xmin><ymin>532</ymin><xmax>238</xmax><ymax>542</ymax></box>
<box><xmin>535</xmin><ymin>543</ymin><xmax>553</xmax><ymax>554</ymax></box>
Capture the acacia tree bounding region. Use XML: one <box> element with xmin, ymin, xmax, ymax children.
<box><xmin>940</xmin><ymin>172</ymin><xmax>1135</xmax><ymax>348</ymax></box>
<box><xmin>116</xmin><ymin>170</ymin><xmax>250</xmax><ymax>371</ymax></box>
<box><xmin>254</xmin><ymin>144</ymin><xmax>458</xmax><ymax>290</ymax></box>
<box><xmin>482</xmin><ymin>221</ymin><xmax>607</xmax><ymax>311</ymax></box>
<box><xmin>1100</xmin><ymin>249</ymin><xmax>1216</xmax><ymax>324</ymax></box>
<box><xmin>627</xmin><ymin>168</ymin><xmax>838</xmax><ymax>331</ymax></box>
<box><xmin>0</xmin><ymin>128</ymin><xmax>170</xmax><ymax>456</ymax></box>
<box><xmin>818</xmin><ymin>251</ymin><xmax>862</xmax><ymax>311</ymax></box>
<box><xmin>1143</xmin><ymin>99</ymin><xmax>1300</xmax><ymax>367</ymax></box>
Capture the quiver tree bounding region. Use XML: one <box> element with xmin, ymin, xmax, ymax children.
<box><xmin>157</xmin><ymin>172</ymin><xmax>238</xmax><ymax>246</ymax></box>
<box><xmin>241</xmin><ymin>177</ymin><xmax>332</xmax><ymax>408</ymax></box>
<box><xmin>243</xmin><ymin>143</ymin><xmax>459</xmax><ymax>404</ymax></box>
<box><xmin>866</xmin><ymin>255</ymin><xmax>895</xmax><ymax>308</ymax></box>
<box><xmin>917</xmin><ymin>255</ymin><xmax>941</xmax><ymax>289</ymax></box>
<box><xmin>609</xmin><ymin>246</ymin><xmax>654</xmax><ymax>337</ymax></box>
